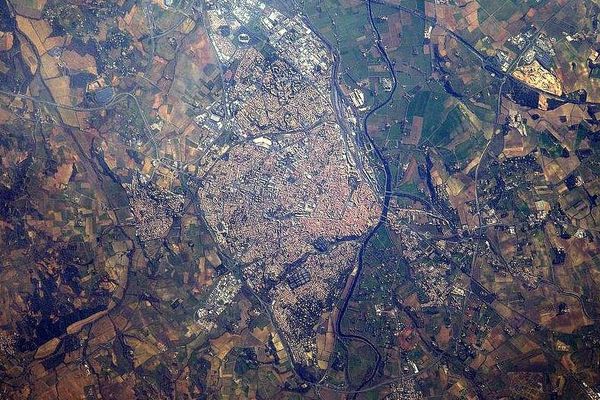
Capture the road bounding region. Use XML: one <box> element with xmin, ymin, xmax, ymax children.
<box><xmin>371</xmin><ymin>0</ymin><xmax>600</xmax><ymax>106</ymax></box>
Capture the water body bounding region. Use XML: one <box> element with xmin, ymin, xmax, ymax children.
<box><xmin>332</xmin><ymin>0</ymin><xmax>397</xmax><ymax>391</ymax></box>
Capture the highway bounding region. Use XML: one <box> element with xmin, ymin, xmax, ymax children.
<box><xmin>371</xmin><ymin>0</ymin><xmax>600</xmax><ymax>106</ymax></box>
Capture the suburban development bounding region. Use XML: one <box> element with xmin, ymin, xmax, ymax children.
<box><xmin>0</xmin><ymin>0</ymin><xmax>599</xmax><ymax>398</ymax></box>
